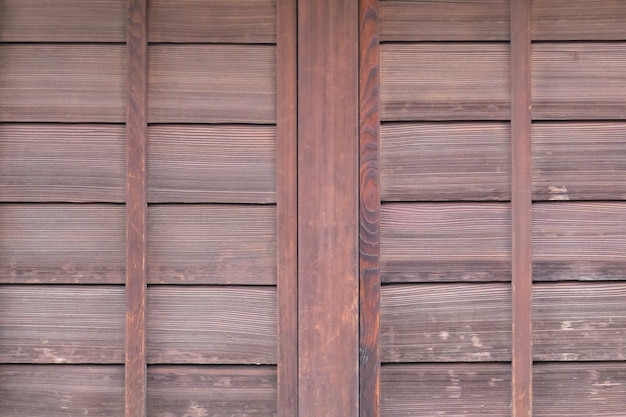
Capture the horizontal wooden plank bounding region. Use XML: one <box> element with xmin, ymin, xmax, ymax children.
<box><xmin>381</xmin><ymin>284</ymin><xmax>511</xmax><ymax>362</ymax></box>
<box><xmin>380</xmin><ymin>43</ymin><xmax>510</xmax><ymax>121</ymax></box>
<box><xmin>147</xmin><ymin>287</ymin><xmax>277</xmax><ymax>364</ymax></box>
<box><xmin>0</xmin><ymin>45</ymin><xmax>125</xmax><ymax>122</ymax></box>
<box><xmin>0</xmin><ymin>286</ymin><xmax>125</xmax><ymax>363</ymax></box>
<box><xmin>147</xmin><ymin>205</ymin><xmax>276</xmax><ymax>285</ymax></box>
<box><xmin>148</xmin><ymin>45</ymin><xmax>276</xmax><ymax>123</ymax></box>
<box><xmin>0</xmin><ymin>365</ymin><xmax>124</xmax><ymax>417</ymax></box>
<box><xmin>147</xmin><ymin>366</ymin><xmax>276</xmax><ymax>416</ymax></box>
<box><xmin>532</xmin><ymin>44</ymin><xmax>626</xmax><ymax>120</ymax></box>
<box><xmin>533</xmin><ymin>203</ymin><xmax>626</xmax><ymax>281</ymax></box>
<box><xmin>0</xmin><ymin>124</ymin><xmax>125</xmax><ymax>202</ymax></box>
<box><xmin>148</xmin><ymin>125</ymin><xmax>276</xmax><ymax>203</ymax></box>
<box><xmin>0</xmin><ymin>204</ymin><xmax>125</xmax><ymax>283</ymax></box>
<box><xmin>148</xmin><ymin>0</ymin><xmax>275</xmax><ymax>43</ymax></box>
<box><xmin>380</xmin><ymin>0</ymin><xmax>509</xmax><ymax>41</ymax></box>
<box><xmin>381</xmin><ymin>203</ymin><xmax>511</xmax><ymax>282</ymax></box>
<box><xmin>381</xmin><ymin>363</ymin><xmax>511</xmax><ymax>417</ymax></box>
<box><xmin>381</xmin><ymin>122</ymin><xmax>510</xmax><ymax>201</ymax></box>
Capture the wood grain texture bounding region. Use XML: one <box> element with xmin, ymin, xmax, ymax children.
<box><xmin>148</xmin><ymin>0</ymin><xmax>276</xmax><ymax>43</ymax></box>
<box><xmin>381</xmin><ymin>123</ymin><xmax>510</xmax><ymax>201</ymax></box>
<box><xmin>147</xmin><ymin>366</ymin><xmax>277</xmax><ymax>417</ymax></box>
<box><xmin>0</xmin><ymin>286</ymin><xmax>124</xmax><ymax>363</ymax></box>
<box><xmin>148</xmin><ymin>125</ymin><xmax>276</xmax><ymax>203</ymax></box>
<box><xmin>147</xmin><ymin>287</ymin><xmax>277</xmax><ymax>364</ymax></box>
<box><xmin>0</xmin><ymin>204</ymin><xmax>125</xmax><ymax>283</ymax></box>
<box><xmin>380</xmin><ymin>0</ymin><xmax>509</xmax><ymax>41</ymax></box>
<box><xmin>148</xmin><ymin>44</ymin><xmax>276</xmax><ymax>123</ymax></box>
<box><xmin>0</xmin><ymin>365</ymin><xmax>124</xmax><ymax>417</ymax></box>
<box><xmin>380</xmin><ymin>43</ymin><xmax>510</xmax><ymax>121</ymax></box>
<box><xmin>532</xmin><ymin>43</ymin><xmax>626</xmax><ymax>120</ymax></box>
<box><xmin>532</xmin><ymin>123</ymin><xmax>626</xmax><ymax>201</ymax></box>
<box><xmin>0</xmin><ymin>45</ymin><xmax>125</xmax><ymax>122</ymax></box>
<box><xmin>147</xmin><ymin>205</ymin><xmax>276</xmax><ymax>285</ymax></box>
<box><xmin>381</xmin><ymin>203</ymin><xmax>511</xmax><ymax>282</ymax></box>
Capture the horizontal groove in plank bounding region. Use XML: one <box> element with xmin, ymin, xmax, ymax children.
<box><xmin>380</xmin><ymin>43</ymin><xmax>510</xmax><ymax>121</ymax></box>
<box><xmin>0</xmin><ymin>124</ymin><xmax>125</xmax><ymax>202</ymax></box>
<box><xmin>148</xmin><ymin>45</ymin><xmax>276</xmax><ymax>123</ymax></box>
<box><xmin>381</xmin><ymin>203</ymin><xmax>511</xmax><ymax>282</ymax></box>
<box><xmin>147</xmin><ymin>286</ymin><xmax>277</xmax><ymax>364</ymax></box>
<box><xmin>147</xmin><ymin>205</ymin><xmax>276</xmax><ymax>285</ymax></box>
<box><xmin>381</xmin><ymin>363</ymin><xmax>511</xmax><ymax>417</ymax></box>
<box><xmin>148</xmin><ymin>125</ymin><xmax>276</xmax><ymax>203</ymax></box>
<box><xmin>381</xmin><ymin>284</ymin><xmax>512</xmax><ymax>362</ymax></box>
<box><xmin>0</xmin><ymin>204</ymin><xmax>125</xmax><ymax>283</ymax></box>
<box><xmin>0</xmin><ymin>45</ymin><xmax>126</xmax><ymax>122</ymax></box>
<box><xmin>148</xmin><ymin>0</ymin><xmax>275</xmax><ymax>43</ymax></box>
<box><xmin>381</xmin><ymin>122</ymin><xmax>510</xmax><ymax>201</ymax></box>
<box><xmin>0</xmin><ymin>365</ymin><xmax>124</xmax><ymax>417</ymax></box>
<box><xmin>532</xmin><ymin>43</ymin><xmax>626</xmax><ymax>120</ymax></box>
<box><xmin>380</xmin><ymin>0</ymin><xmax>509</xmax><ymax>41</ymax></box>
<box><xmin>147</xmin><ymin>366</ymin><xmax>276</xmax><ymax>416</ymax></box>
<box><xmin>0</xmin><ymin>286</ymin><xmax>125</xmax><ymax>363</ymax></box>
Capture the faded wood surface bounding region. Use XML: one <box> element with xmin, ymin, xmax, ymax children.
<box><xmin>148</xmin><ymin>45</ymin><xmax>276</xmax><ymax>123</ymax></box>
<box><xmin>148</xmin><ymin>125</ymin><xmax>276</xmax><ymax>203</ymax></box>
<box><xmin>0</xmin><ymin>286</ymin><xmax>124</xmax><ymax>363</ymax></box>
<box><xmin>147</xmin><ymin>205</ymin><xmax>276</xmax><ymax>285</ymax></box>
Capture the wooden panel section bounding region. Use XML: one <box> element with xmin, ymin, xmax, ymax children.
<box><xmin>0</xmin><ymin>124</ymin><xmax>125</xmax><ymax>202</ymax></box>
<box><xmin>147</xmin><ymin>287</ymin><xmax>277</xmax><ymax>364</ymax></box>
<box><xmin>0</xmin><ymin>0</ymin><xmax>125</xmax><ymax>42</ymax></box>
<box><xmin>148</xmin><ymin>125</ymin><xmax>276</xmax><ymax>203</ymax></box>
<box><xmin>532</xmin><ymin>44</ymin><xmax>626</xmax><ymax>120</ymax></box>
<box><xmin>147</xmin><ymin>366</ymin><xmax>276</xmax><ymax>416</ymax></box>
<box><xmin>0</xmin><ymin>286</ymin><xmax>125</xmax><ymax>363</ymax></box>
<box><xmin>0</xmin><ymin>45</ymin><xmax>125</xmax><ymax>122</ymax></box>
<box><xmin>148</xmin><ymin>0</ymin><xmax>275</xmax><ymax>43</ymax></box>
<box><xmin>380</xmin><ymin>44</ymin><xmax>510</xmax><ymax>121</ymax></box>
<box><xmin>533</xmin><ymin>123</ymin><xmax>626</xmax><ymax>201</ymax></box>
<box><xmin>381</xmin><ymin>203</ymin><xmax>511</xmax><ymax>282</ymax></box>
<box><xmin>0</xmin><ymin>365</ymin><xmax>124</xmax><ymax>417</ymax></box>
<box><xmin>147</xmin><ymin>205</ymin><xmax>276</xmax><ymax>285</ymax></box>
<box><xmin>381</xmin><ymin>123</ymin><xmax>510</xmax><ymax>201</ymax></box>
<box><xmin>380</xmin><ymin>0</ymin><xmax>509</xmax><ymax>41</ymax></box>
<box><xmin>381</xmin><ymin>364</ymin><xmax>511</xmax><ymax>417</ymax></box>
<box><xmin>148</xmin><ymin>45</ymin><xmax>276</xmax><ymax>124</ymax></box>
<box><xmin>0</xmin><ymin>204</ymin><xmax>125</xmax><ymax>283</ymax></box>
<box><xmin>533</xmin><ymin>203</ymin><xmax>626</xmax><ymax>281</ymax></box>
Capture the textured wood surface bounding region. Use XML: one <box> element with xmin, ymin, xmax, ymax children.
<box><xmin>147</xmin><ymin>287</ymin><xmax>277</xmax><ymax>364</ymax></box>
<box><xmin>148</xmin><ymin>125</ymin><xmax>276</xmax><ymax>203</ymax></box>
<box><xmin>147</xmin><ymin>205</ymin><xmax>276</xmax><ymax>285</ymax></box>
<box><xmin>0</xmin><ymin>45</ymin><xmax>125</xmax><ymax>122</ymax></box>
<box><xmin>148</xmin><ymin>45</ymin><xmax>276</xmax><ymax>123</ymax></box>
<box><xmin>0</xmin><ymin>286</ymin><xmax>124</xmax><ymax>363</ymax></box>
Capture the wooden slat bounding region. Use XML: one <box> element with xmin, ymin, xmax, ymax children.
<box><xmin>532</xmin><ymin>123</ymin><xmax>626</xmax><ymax>201</ymax></box>
<box><xmin>0</xmin><ymin>365</ymin><xmax>124</xmax><ymax>417</ymax></box>
<box><xmin>532</xmin><ymin>43</ymin><xmax>626</xmax><ymax>120</ymax></box>
<box><xmin>147</xmin><ymin>287</ymin><xmax>277</xmax><ymax>364</ymax></box>
<box><xmin>381</xmin><ymin>203</ymin><xmax>511</xmax><ymax>282</ymax></box>
<box><xmin>0</xmin><ymin>45</ymin><xmax>125</xmax><ymax>122</ymax></box>
<box><xmin>0</xmin><ymin>124</ymin><xmax>125</xmax><ymax>202</ymax></box>
<box><xmin>147</xmin><ymin>205</ymin><xmax>276</xmax><ymax>285</ymax></box>
<box><xmin>147</xmin><ymin>366</ymin><xmax>276</xmax><ymax>416</ymax></box>
<box><xmin>0</xmin><ymin>286</ymin><xmax>124</xmax><ymax>363</ymax></box>
<box><xmin>148</xmin><ymin>0</ymin><xmax>275</xmax><ymax>43</ymax></box>
<box><xmin>0</xmin><ymin>204</ymin><xmax>125</xmax><ymax>283</ymax></box>
<box><xmin>148</xmin><ymin>45</ymin><xmax>276</xmax><ymax>123</ymax></box>
<box><xmin>380</xmin><ymin>0</ymin><xmax>509</xmax><ymax>41</ymax></box>
<box><xmin>147</xmin><ymin>125</ymin><xmax>276</xmax><ymax>203</ymax></box>
<box><xmin>380</xmin><ymin>44</ymin><xmax>510</xmax><ymax>121</ymax></box>
<box><xmin>381</xmin><ymin>123</ymin><xmax>510</xmax><ymax>201</ymax></box>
